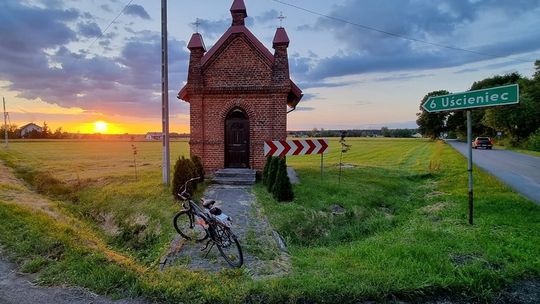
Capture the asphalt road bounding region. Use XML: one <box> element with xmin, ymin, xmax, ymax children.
<box><xmin>447</xmin><ymin>140</ymin><xmax>540</xmax><ymax>205</ymax></box>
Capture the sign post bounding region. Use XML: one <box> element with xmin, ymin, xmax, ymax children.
<box><xmin>422</xmin><ymin>84</ymin><xmax>519</xmax><ymax>225</ymax></box>
<box><xmin>264</xmin><ymin>139</ymin><xmax>329</xmax><ymax>179</ymax></box>
<box><xmin>467</xmin><ymin>110</ymin><xmax>473</xmax><ymax>225</ymax></box>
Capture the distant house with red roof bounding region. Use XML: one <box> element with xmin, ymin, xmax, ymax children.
<box><xmin>178</xmin><ymin>0</ymin><xmax>303</xmax><ymax>173</ymax></box>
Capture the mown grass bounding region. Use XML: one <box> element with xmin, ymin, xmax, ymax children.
<box><xmin>0</xmin><ymin>138</ymin><xmax>539</xmax><ymax>303</ymax></box>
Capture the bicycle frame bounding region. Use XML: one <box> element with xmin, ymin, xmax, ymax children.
<box><xmin>175</xmin><ymin>177</ymin><xmax>243</xmax><ymax>267</ymax></box>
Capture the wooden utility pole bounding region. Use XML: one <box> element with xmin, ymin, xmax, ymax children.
<box><xmin>161</xmin><ymin>0</ymin><xmax>170</xmax><ymax>185</ymax></box>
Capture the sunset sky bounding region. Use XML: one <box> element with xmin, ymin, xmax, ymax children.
<box><xmin>1</xmin><ymin>0</ymin><xmax>540</xmax><ymax>134</ymax></box>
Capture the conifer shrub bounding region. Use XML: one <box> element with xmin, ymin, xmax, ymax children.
<box><xmin>191</xmin><ymin>155</ymin><xmax>205</xmax><ymax>181</ymax></box>
<box><xmin>172</xmin><ymin>156</ymin><xmax>197</xmax><ymax>198</ymax></box>
<box><xmin>262</xmin><ymin>156</ymin><xmax>272</xmax><ymax>185</ymax></box>
<box><xmin>266</xmin><ymin>157</ymin><xmax>280</xmax><ymax>192</ymax></box>
<box><xmin>527</xmin><ymin>128</ymin><xmax>540</xmax><ymax>152</ymax></box>
<box><xmin>272</xmin><ymin>158</ymin><xmax>294</xmax><ymax>202</ymax></box>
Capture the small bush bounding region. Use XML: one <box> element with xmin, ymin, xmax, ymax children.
<box><xmin>527</xmin><ymin>129</ymin><xmax>540</xmax><ymax>152</ymax></box>
<box><xmin>272</xmin><ymin>158</ymin><xmax>294</xmax><ymax>202</ymax></box>
<box><xmin>262</xmin><ymin>156</ymin><xmax>271</xmax><ymax>185</ymax></box>
<box><xmin>191</xmin><ymin>155</ymin><xmax>205</xmax><ymax>181</ymax></box>
<box><xmin>266</xmin><ymin>157</ymin><xmax>279</xmax><ymax>192</ymax></box>
<box><xmin>33</xmin><ymin>172</ymin><xmax>73</xmax><ymax>198</ymax></box>
<box><xmin>172</xmin><ymin>156</ymin><xmax>197</xmax><ymax>198</ymax></box>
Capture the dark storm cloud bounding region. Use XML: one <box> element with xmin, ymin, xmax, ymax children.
<box><xmin>0</xmin><ymin>0</ymin><xmax>79</xmax><ymax>53</ymax></box>
<box><xmin>0</xmin><ymin>1</ymin><xmax>190</xmax><ymax>118</ymax></box>
<box><xmin>124</xmin><ymin>4</ymin><xmax>150</xmax><ymax>20</ymax></box>
<box><xmin>294</xmin><ymin>0</ymin><xmax>540</xmax><ymax>81</ymax></box>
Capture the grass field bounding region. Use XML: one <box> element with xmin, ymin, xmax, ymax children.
<box><xmin>0</xmin><ymin>138</ymin><xmax>539</xmax><ymax>303</ymax></box>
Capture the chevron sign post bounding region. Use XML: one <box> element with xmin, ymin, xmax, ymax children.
<box><xmin>264</xmin><ymin>139</ymin><xmax>329</xmax><ymax>157</ymax></box>
<box><xmin>264</xmin><ymin>139</ymin><xmax>329</xmax><ymax>179</ymax></box>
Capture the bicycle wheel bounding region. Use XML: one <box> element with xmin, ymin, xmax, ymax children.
<box><xmin>213</xmin><ymin>224</ymin><xmax>243</xmax><ymax>268</ymax></box>
<box><xmin>173</xmin><ymin>210</ymin><xmax>207</xmax><ymax>242</ymax></box>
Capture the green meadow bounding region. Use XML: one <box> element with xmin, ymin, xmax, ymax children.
<box><xmin>0</xmin><ymin>138</ymin><xmax>538</xmax><ymax>303</ymax></box>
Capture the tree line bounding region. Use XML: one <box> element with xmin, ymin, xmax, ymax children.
<box><xmin>289</xmin><ymin>128</ymin><xmax>418</xmax><ymax>138</ymax></box>
<box><xmin>416</xmin><ymin>60</ymin><xmax>540</xmax><ymax>151</ymax></box>
<box><xmin>0</xmin><ymin>122</ymin><xmax>71</xmax><ymax>139</ymax></box>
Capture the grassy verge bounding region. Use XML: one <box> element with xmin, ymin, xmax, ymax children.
<box><xmin>0</xmin><ymin>138</ymin><xmax>539</xmax><ymax>303</ymax></box>
<box><xmin>253</xmin><ymin>138</ymin><xmax>540</xmax><ymax>302</ymax></box>
<box><xmin>494</xmin><ymin>145</ymin><xmax>540</xmax><ymax>157</ymax></box>
<box><xmin>0</xmin><ymin>202</ymin><xmax>249</xmax><ymax>303</ymax></box>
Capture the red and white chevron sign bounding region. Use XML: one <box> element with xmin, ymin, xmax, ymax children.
<box><xmin>264</xmin><ymin>139</ymin><xmax>329</xmax><ymax>157</ymax></box>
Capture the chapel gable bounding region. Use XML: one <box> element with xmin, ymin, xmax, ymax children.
<box><xmin>203</xmin><ymin>36</ymin><xmax>273</xmax><ymax>88</ymax></box>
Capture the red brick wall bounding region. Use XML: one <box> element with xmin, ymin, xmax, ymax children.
<box><xmin>204</xmin><ymin>36</ymin><xmax>272</xmax><ymax>88</ymax></box>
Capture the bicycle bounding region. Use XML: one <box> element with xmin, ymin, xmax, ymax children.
<box><xmin>173</xmin><ymin>177</ymin><xmax>243</xmax><ymax>268</ymax></box>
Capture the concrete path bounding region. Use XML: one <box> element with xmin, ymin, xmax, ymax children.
<box><xmin>0</xmin><ymin>254</ymin><xmax>145</xmax><ymax>304</ymax></box>
<box><xmin>162</xmin><ymin>185</ymin><xmax>290</xmax><ymax>278</ymax></box>
<box><xmin>446</xmin><ymin>141</ymin><xmax>540</xmax><ymax>204</ymax></box>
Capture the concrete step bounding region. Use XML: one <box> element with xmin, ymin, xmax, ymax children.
<box><xmin>213</xmin><ymin>169</ymin><xmax>256</xmax><ymax>186</ymax></box>
<box><xmin>213</xmin><ymin>177</ymin><xmax>256</xmax><ymax>186</ymax></box>
<box><xmin>214</xmin><ymin>169</ymin><xmax>256</xmax><ymax>178</ymax></box>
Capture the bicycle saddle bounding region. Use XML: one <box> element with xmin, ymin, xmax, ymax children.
<box><xmin>209</xmin><ymin>207</ymin><xmax>222</xmax><ymax>216</ymax></box>
<box><xmin>202</xmin><ymin>199</ymin><xmax>215</xmax><ymax>209</ymax></box>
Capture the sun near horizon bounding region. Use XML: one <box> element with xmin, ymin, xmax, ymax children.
<box><xmin>94</xmin><ymin>121</ymin><xmax>108</xmax><ymax>133</ymax></box>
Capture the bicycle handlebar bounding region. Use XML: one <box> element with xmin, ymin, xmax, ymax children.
<box><xmin>177</xmin><ymin>177</ymin><xmax>201</xmax><ymax>200</ymax></box>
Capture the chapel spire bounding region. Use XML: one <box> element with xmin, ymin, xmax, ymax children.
<box><xmin>230</xmin><ymin>0</ymin><xmax>248</xmax><ymax>26</ymax></box>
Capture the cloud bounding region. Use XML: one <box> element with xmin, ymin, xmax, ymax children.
<box><xmin>372</xmin><ymin>73</ymin><xmax>434</xmax><ymax>82</ymax></box>
<box><xmin>294</xmin><ymin>107</ymin><xmax>315</xmax><ymax>112</ymax></box>
<box><xmin>78</xmin><ymin>22</ymin><xmax>102</xmax><ymax>38</ymax></box>
<box><xmin>193</xmin><ymin>17</ymin><xmax>254</xmax><ymax>39</ymax></box>
<box><xmin>0</xmin><ymin>1</ymin><xmax>190</xmax><ymax>118</ymax></box>
<box><xmin>100</xmin><ymin>4</ymin><xmax>112</xmax><ymax>13</ymax></box>
<box><xmin>0</xmin><ymin>0</ymin><xmax>79</xmax><ymax>53</ymax></box>
<box><xmin>124</xmin><ymin>4</ymin><xmax>150</xmax><ymax>20</ymax></box>
<box><xmin>255</xmin><ymin>10</ymin><xmax>280</xmax><ymax>24</ymax></box>
<box><xmin>294</xmin><ymin>0</ymin><xmax>540</xmax><ymax>80</ymax></box>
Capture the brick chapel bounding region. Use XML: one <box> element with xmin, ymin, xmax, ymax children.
<box><xmin>178</xmin><ymin>0</ymin><xmax>303</xmax><ymax>174</ymax></box>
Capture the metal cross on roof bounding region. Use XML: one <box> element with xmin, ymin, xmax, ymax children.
<box><xmin>192</xmin><ymin>18</ymin><xmax>201</xmax><ymax>33</ymax></box>
<box><xmin>278</xmin><ymin>12</ymin><xmax>286</xmax><ymax>27</ymax></box>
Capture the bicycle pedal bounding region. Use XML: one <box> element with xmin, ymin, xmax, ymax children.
<box><xmin>203</xmin><ymin>243</ymin><xmax>215</xmax><ymax>258</ymax></box>
<box><xmin>201</xmin><ymin>239</ymin><xmax>212</xmax><ymax>251</ymax></box>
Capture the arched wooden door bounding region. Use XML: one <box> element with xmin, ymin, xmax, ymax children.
<box><xmin>225</xmin><ymin>108</ymin><xmax>250</xmax><ymax>168</ymax></box>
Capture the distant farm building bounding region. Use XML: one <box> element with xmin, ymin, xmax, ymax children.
<box><xmin>145</xmin><ymin>132</ymin><xmax>162</xmax><ymax>141</ymax></box>
<box><xmin>19</xmin><ymin>123</ymin><xmax>43</xmax><ymax>137</ymax></box>
<box><xmin>178</xmin><ymin>0</ymin><xmax>303</xmax><ymax>173</ymax></box>
<box><xmin>146</xmin><ymin>132</ymin><xmax>188</xmax><ymax>141</ymax></box>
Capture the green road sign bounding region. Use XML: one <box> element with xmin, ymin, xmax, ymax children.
<box><xmin>422</xmin><ymin>84</ymin><xmax>519</xmax><ymax>112</ymax></box>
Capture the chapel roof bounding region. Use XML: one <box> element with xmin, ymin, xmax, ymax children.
<box><xmin>179</xmin><ymin>0</ymin><xmax>303</xmax><ymax>108</ymax></box>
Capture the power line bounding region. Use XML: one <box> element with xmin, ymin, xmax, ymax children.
<box><xmin>85</xmin><ymin>0</ymin><xmax>135</xmax><ymax>53</ymax></box>
<box><xmin>270</xmin><ymin>0</ymin><xmax>534</xmax><ymax>64</ymax></box>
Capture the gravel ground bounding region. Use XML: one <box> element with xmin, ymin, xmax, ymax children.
<box><xmin>0</xmin><ymin>254</ymin><xmax>147</xmax><ymax>304</ymax></box>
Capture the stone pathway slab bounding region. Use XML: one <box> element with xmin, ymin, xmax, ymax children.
<box><xmin>162</xmin><ymin>185</ymin><xmax>290</xmax><ymax>278</ymax></box>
